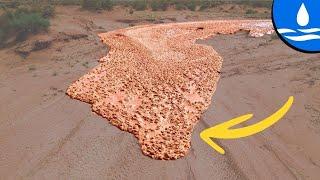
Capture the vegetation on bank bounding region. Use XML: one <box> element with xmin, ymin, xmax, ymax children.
<box><xmin>0</xmin><ymin>3</ymin><xmax>53</xmax><ymax>47</ymax></box>
<box><xmin>123</xmin><ymin>0</ymin><xmax>271</xmax><ymax>12</ymax></box>
<box><xmin>131</xmin><ymin>0</ymin><xmax>148</xmax><ymax>11</ymax></box>
<box><xmin>0</xmin><ymin>0</ymin><xmax>272</xmax><ymax>47</ymax></box>
<box><xmin>0</xmin><ymin>0</ymin><xmax>272</xmax><ymax>12</ymax></box>
<box><xmin>81</xmin><ymin>0</ymin><xmax>113</xmax><ymax>10</ymax></box>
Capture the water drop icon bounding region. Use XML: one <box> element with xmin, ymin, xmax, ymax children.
<box><xmin>297</xmin><ymin>3</ymin><xmax>309</xmax><ymax>27</ymax></box>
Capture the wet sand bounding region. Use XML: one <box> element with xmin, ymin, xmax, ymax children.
<box><xmin>198</xmin><ymin>32</ymin><xmax>320</xmax><ymax>179</ymax></box>
<box><xmin>0</xmin><ymin>6</ymin><xmax>320</xmax><ymax>179</ymax></box>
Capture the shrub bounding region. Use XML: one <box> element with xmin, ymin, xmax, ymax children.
<box><xmin>41</xmin><ymin>5</ymin><xmax>55</xmax><ymax>18</ymax></box>
<box><xmin>0</xmin><ymin>0</ymin><xmax>20</xmax><ymax>8</ymax></box>
<box><xmin>199</xmin><ymin>0</ymin><xmax>220</xmax><ymax>11</ymax></box>
<box><xmin>82</xmin><ymin>0</ymin><xmax>98</xmax><ymax>9</ymax></box>
<box><xmin>235</xmin><ymin>0</ymin><xmax>272</xmax><ymax>9</ymax></box>
<box><xmin>185</xmin><ymin>0</ymin><xmax>197</xmax><ymax>11</ymax></box>
<box><xmin>175</xmin><ymin>2</ymin><xmax>186</xmax><ymax>10</ymax></box>
<box><xmin>132</xmin><ymin>0</ymin><xmax>147</xmax><ymax>11</ymax></box>
<box><xmin>0</xmin><ymin>29</ymin><xmax>5</xmax><ymax>42</ymax></box>
<box><xmin>57</xmin><ymin>0</ymin><xmax>82</xmax><ymax>5</ymax></box>
<box><xmin>0</xmin><ymin>4</ymin><xmax>5</xmax><ymax>10</ymax></box>
<box><xmin>9</xmin><ymin>12</ymin><xmax>50</xmax><ymax>40</ymax></box>
<box><xmin>81</xmin><ymin>0</ymin><xmax>113</xmax><ymax>10</ymax></box>
<box><xmin>150</xmin><ymin>0</ymin><xmax>169</xmax><ymax>11</ymax></box>
<box><xmin>100</xmin><ymin>0</ymin><xmax>113</xmax><ymax>10</ymax></box>
<box><xmin>120</xmin><ymin>1</ymin><xmax>132</xmax><ymax>7</ymax></box>
<box><xmin>0</xmin><ymin>8</ymin><xmax>50</xmax><ymax>46</ymax></box>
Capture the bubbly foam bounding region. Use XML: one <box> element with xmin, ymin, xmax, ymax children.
<box><xmin>67</xmin><ymin>20</ymin><xmax>273</xmax><ymax>160</ymax></box>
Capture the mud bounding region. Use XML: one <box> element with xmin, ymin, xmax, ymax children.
<box><xmin>66</xmin><ymin>20</ymin><xmax>273</xmax><ymax>160</ymax></box>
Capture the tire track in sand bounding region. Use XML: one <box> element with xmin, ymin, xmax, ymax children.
<box><xmin>67</xmin><ymin>20</ymin><xmax>274</xmax><ymax>160</ymax></box>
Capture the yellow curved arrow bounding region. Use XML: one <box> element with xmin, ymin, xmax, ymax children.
<box><xmin>200</xmin><ymin>96</ymin><xmax>294</xmax><ymax>154</ymax></box>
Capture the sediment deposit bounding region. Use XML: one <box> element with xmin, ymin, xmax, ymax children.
<box><xmin>67</xmin><ymin>20</ymin><xmax>273</xmax><ymax>160</ymax></box>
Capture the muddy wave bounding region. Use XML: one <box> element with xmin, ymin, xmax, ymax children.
<box><xmin>67</xmin><ymin>20</ymin><xmax>273</xmax><ymax>160</ymax></box>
